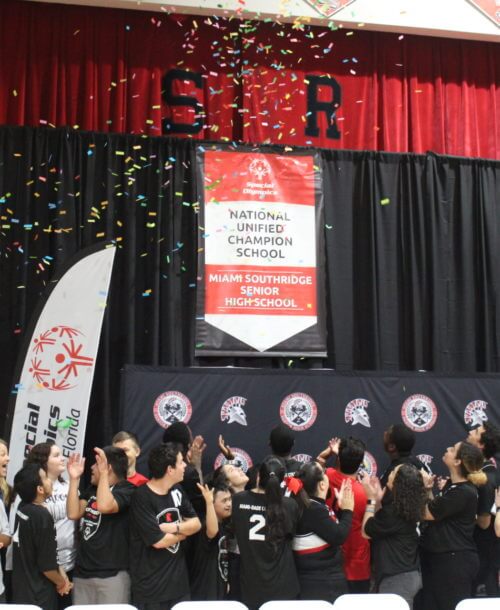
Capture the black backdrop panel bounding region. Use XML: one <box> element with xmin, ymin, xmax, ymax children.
<box><xmin>120</xmin><ymin>366</ymin><xmax>500</xmax><ymax>478</ymax></box>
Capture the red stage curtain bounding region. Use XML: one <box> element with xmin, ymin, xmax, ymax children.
<box><xmin>0</xmin><ymin>0</ymin><xmax>499</xmax><ymax>158</ymax></box>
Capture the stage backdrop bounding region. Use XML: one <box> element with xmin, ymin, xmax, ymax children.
<box><xmin>0</xmin><ymin>0</ymin><xmax>499</xmax><ymax>158</ymax></box>
<box><xmin>120</xmin><ymin>366</ymin><xmax>500</xmax><ymax>478</ymax></box>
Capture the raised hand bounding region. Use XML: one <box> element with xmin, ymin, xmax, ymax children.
<box><xmin>420</xmin><ymin>469</ymin><xmax>436</xmax><ymax>490</ymax></box>
<box><xmin>190</xmin><ymin>435</ymin><xmax>207</xmax><ymax>468</ymax></box>
<box><xmin>336</xmin><ymin>478</ymin><xmax>355</xmax><ymax>511</ymax></box>
<box><xmin>197</xmin><ymin>482</ymin><xmax>215</xmax><ymax>505</ymax></box>
<box><xmin>359</xmin><ymin>472</ymin><xmax>385</xmax><ymax>503</ymax></box>
<box><xmin>67</xmin><ymin>453</ymin><xmax>85</xmax><ymax>480</ymax></box>
<box><xmin>218</xmin><ymin>434</ymin><xmax>235</xmax><ymax>460</ymax></box>
<box><xmin>94</xmin><ymin>447</ymin><xmax>109</xmax><ymax>475</ymax></box>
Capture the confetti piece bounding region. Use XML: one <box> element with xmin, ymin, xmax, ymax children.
<box><xmin>380</xmin><ymin>198</ymin><xmax>391</xmax><ymax>205</ymax></box>
<box><xmin>56</xmin><ymin>418</ymin><xmax>76</xmax><ymax>429</ymax></box>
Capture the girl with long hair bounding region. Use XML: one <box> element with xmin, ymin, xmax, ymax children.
<box><xmin>231</xmin><ymin>455</ymin><xmax>300</xmax><ymax>610</ymax></box>
<box><xmin>0</xmin><ymin>440</ymin><xmax>11</xmax><ymax>508</ymax></box>
<box><xmin>24</xmin><ymin>442</ymin><xmax>76</xmax><ymax>609</ymax></box>
<box><xmin>361</xmin><ymin>463</ymin><xmax>426</xmax><ymax>609</ymax></box>
<box><xmin>292</xmin><ymin>460</ymin><xmax>354</xmax><ymax>602</ymax></box>
<box><xmin>420</xmin><ymin>440</ymin><xmax>487</xmax><ymax>610</ymax></box>
<box><xmin>0</xmin><ymin>440</ymin><xmax>11</xmax><ymax>602</ymax></box>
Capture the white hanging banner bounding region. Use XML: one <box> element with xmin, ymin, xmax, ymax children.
<box><xmin>6</xmin><ymin>243</ymin><xmax>116</xmax><ymax>484</ymax></box>
<box><xmin>195</xmin><ymin>148</ymin><xmax>326</xmax><ymax>356</ymax></box>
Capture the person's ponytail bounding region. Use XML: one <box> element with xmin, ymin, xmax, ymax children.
<box><xmin>467</xmin><ymin>470</ymin><xmax>487</xmax><ymax>486</ymax></box>
<box><xmin>456</xmin><ymin>441</ymin><xmax>487</xmax><ymax>487</ymax></box>
<box><xmin>259</xmin><ymin>456</ymin><xmax>287</xmax><ymax>545</ymax></box>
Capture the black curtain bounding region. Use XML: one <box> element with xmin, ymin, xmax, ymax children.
<box><xmin>0</xmin><ymin>126</ymin><xmax>499</xmax><ymax>451</ymax></box>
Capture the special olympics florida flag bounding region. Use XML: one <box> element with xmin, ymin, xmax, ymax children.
<box><xmin>195</xmin><ymin>148</ymin><xmax>326</xmax><ymax>356</ymax></box>
<box><xmin>6</xmin><ymin>243</ymin><xmax>116</xmax><ymax>484</ymax></box>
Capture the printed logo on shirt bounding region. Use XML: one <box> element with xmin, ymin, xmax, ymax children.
<box><xmin>292</xmin><ymin>453</ymin><xmax>312</xmax><ymax>464</ymax></box>
<box><xmin>153</xmin><ymin>391</ymin><xmax>192</xmax><ymax>429</ymax></box>
<box><xmin>157</xmin><ymin>507</ymin><xmax>181</xmax><ymax>554</ymax></box>
<box><xmin>358</xmin><ymin>451</ymin><xmax>377</xmax><ymax>477</ymax></box>
<box><xmin>220</xmin><ymin>396</ymin><xmax>248</xmax><ymax>426</ymax></box>
<box><xmin>218</xmin><ymin>535</ymin><xmax>229</xmax><ymax>582</ymax></box>
<box><xmin>401</xmin><ymin>394</ymin><xmax>438</xmax><ymax>432</ymax></box>
<box><xmin>417</xmin><ymin>454</ymin><xmax>434</xmax><ymax>473</ymax></box>
<box><xmin>213</xmin><ymin>447</ymin><xmax>253</xmax><ymax>473</ymax></box>
<box><xmin>81</xmin><ymin>496</ymin><xmax>101</xmax><ymax>541</ymax></box>
<box><xmin>280</xmin><ymin>392</ymin><xmax>317</xmax><ymax>431</ymax></box>
<box><xmin>344</xmin><ymin>398</ymin><xmax>371</xmax><ymax>428</ymax></box>
<box><xmin>464</xmin><ymin>400</ymin><xmax>488</xmax><ymax>428</ymax></box>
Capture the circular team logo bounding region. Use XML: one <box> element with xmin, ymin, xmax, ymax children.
<box><xmin>358</xmin><ymin>451</ymin><xmax>377</xmax><ymax>477</ymax></box>
<box><xmin>29</xmin><ymin>325</ymin><xmax>94</xmax><ymax>391</ymax></box>
<box><xmin>401</xmin><ymin>394</ymin><xmax>438</xmax><ymax>432</ymax></box>
<box><xmin>292</xmin><ymin>453</ymin><xmax>312</xmax><ymax>464</ymax></box>
<box><xmin>213</xmin><ymin>447</ymin><xmax>253</xmax><ymax>473</ymax></box>
<box><xmin>464</xmin><ymin>400</ymin><xmax>488</xmax><ymax>428</ymax></box>
<box><xmin>344</xmin><ymin>398</ymin><xmax>371</xmax><ymax>428</ymax></box>
<box><xmin>280</xmin><ymin>392</ymin><xmax>318</xmax><ymax>431</ymax></box>
<box><xmin>153</xmin><ymin>391</ymin><xmax>192</xmax><ymax>429</ymax></box>
<box><xmin>417</xmin><ymin>454</ymin><xmax>434</xmax><ymax>474</ymax></box>
<box><xmin>220</xmin><ymin>396</ymin><xmax>248</xmax><ymax>426</ymax></box>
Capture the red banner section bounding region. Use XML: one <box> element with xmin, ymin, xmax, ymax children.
<box><xmin>0</xmin><ymin>1</ymin><xmax>498</xmax><ymax>158</ymax></box>
<box><xmin>205</xmin><ymin>265</ymin><xmax>317</xmax><ymax>316</ymax></box>
<box><xmin>203</xmin><ymin>152</ymin><xmax>316</xmax><ymax>204</ymax></box>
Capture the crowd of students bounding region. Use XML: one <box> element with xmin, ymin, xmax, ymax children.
<box><xmin>0</xmin><ymin>421</ymin><xmax>499</xmax><ymax>610</ymax></box>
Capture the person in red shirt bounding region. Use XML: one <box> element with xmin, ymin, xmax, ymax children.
<box><xmin>317</xmin><ymin>436</ymin><xmax>371</xmax><ymax>592</ymax></box>
<box><xmin>112</xmin><ymin>431</ymin><xmax>148</xmax><ymax>486</ymax></box>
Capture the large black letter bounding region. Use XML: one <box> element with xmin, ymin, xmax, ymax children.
<box><xmin>162</xmin><ymin>70</ymin><xmax>204</xmax><ymax>134</ymax></box>
<box><xmin>305</xmin><ymin>75</ymin><xmax>341</xmax><ymax>139</ymax></box>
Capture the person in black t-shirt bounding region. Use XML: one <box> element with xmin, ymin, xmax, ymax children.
<box><xmin>361</xmin><ymin>464</ymin><xmax>426</xmax><ymax>609</ymax></box>
<box><xmin>129</xmin><ymin>442</ymin><xmax>201</xmax><ymax>610</ymax></box>
<box><xmin>232</xmin><ymin>455</ymin><xmax>300</xmax><ymax>610</ymax></box>
<box><xmin>269</xmin><ymin>424</ymin><xmax>302</xmax><ymax>477</ymax></box>
<box><xmin>67</xmin><ymin>446</ymin><xmax>135</xmax><ymax>605</ymax></box>
<box><xmin>467</xmin><ymin>422</ymin><xmax>500</xmax><ymax>596</ymax></box>
<box><xmin>12</xmin><ymin>464</ymin><xmax>72</xmax><ymax>609</ymax></box>
<box><xmin>292</xmin><ymin>460</ymin><xmax>354</xmax><ymax>603</ymax></box>
<box><xmin>162</xmin><ymin>422</ymin><xmax>205</xmax><ymax>516</ymax></box>
<box><xmin>189</xmin><ymin>483</ymin><xmax>232</xmax><ymax>600</ymax></box>
<box><xmin>420</xmin><ymin>441</ymin><xmax>487</xmax><ymax>610</ymax></box>
<box><xmin>379</xmin><ymin>424</ymin><xmax>428</xmax><ymax>489</ymax></box>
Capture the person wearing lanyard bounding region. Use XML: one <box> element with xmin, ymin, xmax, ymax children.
<box><xmin>420</xmin><ymin>440</ymin><xmax>487</xmax><ymax>610</ymax></box>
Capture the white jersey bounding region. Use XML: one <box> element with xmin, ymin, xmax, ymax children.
<box><xmin>44</xmin><ymin>478</ymin><xmax>76</xmax><ymax>572</ymax></box>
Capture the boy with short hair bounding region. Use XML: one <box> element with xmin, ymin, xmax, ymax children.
<box><xmin>67</xmin><ymin>446</ymin><xmax>135</xmax><ymax>604</ymax></box>
<box><xmin>113</xmin><ymin>430</ymin><xmax>148</xmax><ymax>486</ymax></box>
<box><xmin>12</xmin><ymin>464</ymin><xmax>71</xmax><ymax>609</ymax></box>
<box><xmin>189</xmin><ymin>484</ymin><xmax>232</xmax><ymax>600</ymax></box>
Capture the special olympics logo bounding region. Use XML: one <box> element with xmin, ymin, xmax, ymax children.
<box><xmin>280</xmin><ymin>392</ymin><xmax>318</xmax><ymax>431</ymax></box>
<box><xmin>213</xmin><ymin>447</ymin><xmax>253</xmax><ymax>473</ymax></box>
<box><xmin>248</xmin><ymin>158</ymin><xmax>271</xmax><ymax>181</ymax></box>
<box><xmin>401</xmin><ymin>394</ymin><xmax>438</xmax><ymax>432</ymax></box>
<box><xmin>153</xmin><ymin>391</ymin><xmax>192</xmax><ymax>429</ymax></box>
<box><xmin>345</xmin><ymin>398</ymin><xmax>371</xmax><ymax>428</ymax></box>
<box><xmin>220</xmin><ymin>396</ymin><xmax>248</xmax><ymax>426</ymax></box>
<box><xmin>359</xmin><ymin>451</ymin><xmax>377</xmax><ymax>477</ymax></box>
<box><xmin>464</xmin><ymin>400</ymin><xmax>488</xmax><ymax>428</ymax></box>
<box><xmin>28</xmin><ymin>326</ymin><xmax>94</xmax><ymax>391</ymax></box>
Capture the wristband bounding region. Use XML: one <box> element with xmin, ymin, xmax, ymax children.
<box><xmin>367</xmin><ymin>499</ymin><xmax>376</xmax><ymax>506</ymax></box>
